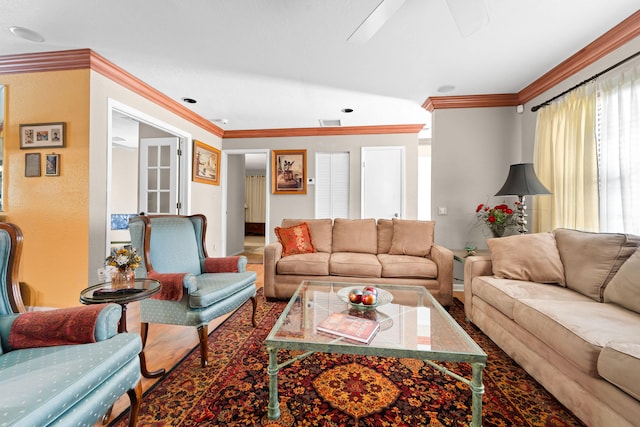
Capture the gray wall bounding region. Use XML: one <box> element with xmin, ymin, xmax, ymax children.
<box><xmin>431</xmin><ymin>106</ymin><xmax>520</xmax><ymax>250</ymax></box>
<box><xmin>223</xmin><ymin>132</ymin><xmax>420</xmax><ymax>244</ymax></box>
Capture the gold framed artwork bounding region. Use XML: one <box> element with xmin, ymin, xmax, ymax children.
<box><xmin>20</xmin><ymin>122</ymin><xmax>65</xmax><ymax>149</ymax></box>
<box><xmin>192</xmin><ymin>140</ymin><xmax>220</xmax><ymax>186</ymax></box>
<box><xmin>272</xmin><ymin>149</ymin><xmax>307</xmax><ymax>194</ymax></box>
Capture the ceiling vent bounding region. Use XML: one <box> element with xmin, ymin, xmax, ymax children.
<box><xmin>319</xmin><ymin>119</ymin><xmax>341</xmax><ymax>127</ymax></box>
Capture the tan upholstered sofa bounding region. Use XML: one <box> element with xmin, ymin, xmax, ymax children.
<box><xmin>264</xmin><ymin>218</ymin><xmax>454</xmax><ymax>307</ymax></box>
<box><xmin>464</xmin><ymin>228</ymin><xmax>640</xmax><ymax>427</ymax></box>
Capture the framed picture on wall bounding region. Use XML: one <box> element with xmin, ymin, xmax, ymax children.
<box><xmin>192</xmin><ymin>140</ymin><xmax>220</xmax><ymax>186</ymax></box>
<box><xmin>24</xmin><ymin>153</ymin><xmax>41</xmax><ymax>177</ymax></box>
<box><xmin>45</xmin><ymin>153</ymin><xmax>60</xmax><ymax>176</ymax></box>
<box><xmin>20</xmin><ymin>122</ymin><xmax>65</xmax><ymax>149</ymax></box>
<box><xmin>272</xmin><ymin>149</ymin><xmax>307</xmax><ymax>194</ymax></box>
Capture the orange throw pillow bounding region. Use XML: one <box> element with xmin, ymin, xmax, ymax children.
<box><xmin>275</xmin><ymin>222</ymin><xmax>316</xmax><ymax>257</ymax></box>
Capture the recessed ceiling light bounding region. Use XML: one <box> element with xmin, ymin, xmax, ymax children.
<box><xmin>9</xmin><ymin>26</ymin><xmax>45</xmax><ymax>42</ymax></box>
<box><xmin>341</xmin><ymin>108</ymin><xmax>354</xmax><ymax>113</ymax></box>
<box><xmin>181</xmin><ymin>97</ymin><xmax>197</xmax><ymax>104</ymax></box>
<box><xmin>437</xmin><ymin>85</ymin><xmax>456</xmax><ymax>93</ymax></box>
<box><xmin>211</xmin><ymin>118</ymin><xmax>229</xmax><ymax>125</ymax></box>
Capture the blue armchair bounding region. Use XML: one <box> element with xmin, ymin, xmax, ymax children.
<box><xmin>129</xmin><ymin>214</ymin><xmax>258</xmax><ymax>368</ymax></box>
<box><xmin>0</xmin><ymin>222</ymin><xmax>142</xmax><ymax>427</ymax></box>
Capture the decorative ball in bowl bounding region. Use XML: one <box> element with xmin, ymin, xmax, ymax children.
<box><xmin>337</xmin><ymin>286</ymin><xmax>393</xmax><ymax>311</ymax></box>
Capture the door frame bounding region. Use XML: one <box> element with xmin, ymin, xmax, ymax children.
<box><xmin>106</xmin><ymin>98</ymin><xmax>192</xmax><ymax>255</ymax></box>
<box><xmin>221</xmin><ymin>148</ymin><xmax>271</xmax><ymax>256</ymax></box>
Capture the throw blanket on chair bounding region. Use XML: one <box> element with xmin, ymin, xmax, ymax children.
<box><xmin>147</xmin><ymin>271</ymin><xmax>187</xmax><ymax>301</ymax></box>
<box><xmin>204</xmin><ymin>256</ymin><xmax>240</xmax><ymax>273</ymax></box>
<box><xmin>8</xmin><ymin>304</ymin><xmax>106</xmax><ymax>349</ymax></box>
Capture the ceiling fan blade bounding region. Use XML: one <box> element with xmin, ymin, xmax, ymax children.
<box><xmin>348</xmin><ymin>0</ymin><xmax>406</xmax><ymax>44</ymax></box>
<box><xmin>445</xmin><ymin>0</ymin><xmax>489</xmax><ymax>37</ymax></box>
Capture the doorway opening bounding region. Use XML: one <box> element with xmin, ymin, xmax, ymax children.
<box><xmin>222</xmin><ymin>149</ymin><xmax>269</xmax><ymax>263</ymax></box>
<box><xmin>107</xmin><ymin>99</ymin><xmax>191</xmax><ymax>253</ymax></box>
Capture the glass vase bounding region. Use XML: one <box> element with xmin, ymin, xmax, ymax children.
<box><xmin>111</xmin><ymin>267</ymin><xmax>135</xmax><ymax>288</ymax></box>
<box><xmin>490</xmin><ymin>224</ymin><xmax>506</xmax><ymax>238</ymax></box>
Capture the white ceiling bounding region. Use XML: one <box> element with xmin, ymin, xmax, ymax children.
<box><xmin>1</xmin><ymin>1</ymin><xmax>638</xmax><ymax>131</ymax></box>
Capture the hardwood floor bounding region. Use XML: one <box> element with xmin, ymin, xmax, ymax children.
<box><xmin>101</xmin><ymin>265</ymin><xmax>462</xmax><ymax>425</ymax></box>
<box><xmin>101</xmin><ymin>263</ymin><xmax>264</xmax><ymax>425</ymax></box>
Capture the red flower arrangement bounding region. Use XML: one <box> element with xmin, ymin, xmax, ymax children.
<box><xmin>475</xmin><ymin>202</ymin><xmax>517</xmax><ymax>237</ymax></box>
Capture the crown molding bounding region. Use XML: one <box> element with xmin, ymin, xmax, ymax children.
<box><xmin>425</xmin><ymin>10</ymin><xmax>640</xmax><ymax>111</ymax></box>
<box><xmin>518</xmin><ymin>10</ymin><xmax>640</xmax><ymax>104</ymax></box>
<box><xmin>423</xmin><ymin>94</ymin><xmax>520</xmax><ymax>112</ymax></box>
<box><xmin>223</xmin><ymin>124</ymin><xmax>425</xmax><ymax>139</ymax></box>
<box><xmin>0</xmin><ymin>49</ymin><xmax>225</xmax><ymax>138</ymax></box>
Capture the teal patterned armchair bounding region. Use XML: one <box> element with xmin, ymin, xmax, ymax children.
<box><xmin>129</xmin><ymin>214</ymin><xmax>258</xmax><ymax>368</ymax></box>
<box><xmin>0</xmin><ymin>222</ymin><xmax>142</xmax><ymax>427</ymax></box>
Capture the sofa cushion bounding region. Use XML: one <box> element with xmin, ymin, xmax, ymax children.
<box><xmin>332</xmin><ymin>218</ymin><xmax>378</xmax><ymax>254</ymax></box>
<box><xmin>487</xmin><ymin>232</ymin><xmax>565</xmax><ymax>284</ymax></box>
<box><xmin>276</xmin><ymin>252</ymin><xmax>330</xmax><ymax>276</ymax></box>
<box><xmin>470</xmin><ymin>276</ymin><xmax>589</xmax><ymax>320</ymax></box>
<box><xmin>282</xmin><ymin>219</ymin><xmax>333</xmax><ymax>253</ymax></box>
<box><xmin>598</xmin><ymin>342</ymin><xmax>640</xmax><ymax>400</ymax></box>
<box><xmin>330</xmin><ymin>252</ymin><xmax>381</xmax><ymax>278</ymax></box>
<box><xmin>377</xmin><ymin>254</ymin><xmax>437</xmax><ymax>278</ymax></box>
<box><xmin>388</xmin><ymin>219</ymin><xmax>434</xmax><ymax>257</ymax></box>
<box><xmin>554</xmin><ymin>228</ymin><xmax>640</xmax><ymax>301</ymax></box>
<box><xmin>513</xmin><ymin>299</ymin><xmax>640</xmax><ymax>376</ymax></box>
<box><xmin>275</xmin><ymin>222</ymin><xmax>316</xmax><ymax>257</ymax></box>
<box><xmin>377</xmin><ymin>219</ymin><xmax>394</xmax><ymax>254</ymax></box>
<box><xmin>603</xmin><ymin>248</ymin><xmax>640</xmax><ymax>313</ymax></box>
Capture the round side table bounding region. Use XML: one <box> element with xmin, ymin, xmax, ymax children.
<box><xmin>80</xmin><ymin>278</ymin><xmax>164</xmax><ymax>378</ymax></box>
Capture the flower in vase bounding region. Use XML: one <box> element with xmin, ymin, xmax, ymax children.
<box><xmin>106</xmin><ymin>247</ymin><xmax>141</xmax><ymax>271</ymax></box>
<box><xmin>475</xmin><ymin>202</ymin><xmax>517</xmax><ymax>237</ymax></box>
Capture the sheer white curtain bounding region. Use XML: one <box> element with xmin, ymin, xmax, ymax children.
<box><xmin>596</xmin><ymin>62</ymin><xmax>640</xmax><ymax>234</ymax></box>
<box><xmin>244</xmin><ymin>175</ymin><xmax>266</xmax><ymax>223</ymax></box>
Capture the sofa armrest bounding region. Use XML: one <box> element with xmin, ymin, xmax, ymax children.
<box><xmin>264</xmin><ymin>242</ymin><xmax>283</xmax><ymax>299</ymax></box>
<box><xmin>203</xmin><ymin>256</ymin><xmax>247</xmax><ymax>273</ymax></box>
<box><xmin>463</xmin><ymin>255</ymin><xmax>493</xmax><ymax>321</ymax></box>
<box><xmin>431</xmin><ymin>244</ymin><xmax>453</xmax><ymax>307</ymax></box>
<box><xmin>3</xmin><ymin>303</ymin><xmax>122</xmax><ymax>351</ymax></box>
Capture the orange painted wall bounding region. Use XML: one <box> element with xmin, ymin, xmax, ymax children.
<box><xmin>2</xmin><ymin>69</ymin><xmax>91</xmax><ymax>308</ymax></box>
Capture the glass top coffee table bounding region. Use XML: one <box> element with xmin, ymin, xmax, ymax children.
<box><xmin>265</xmin><ymin>280</ymin><xmax>487</xmax><ymax>426</ymax></box>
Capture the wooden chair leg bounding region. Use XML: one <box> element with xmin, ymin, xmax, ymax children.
<box><xmin>197</xmin><ymin>325</ymin><xmax>209</xmax><ymax>367</ymax></box>
<box><xmin>140</xmin><ymin>322</ymin><xmax>149</xmax><ymax>347</ymax></box>
<box><xmin>127</xmin><ymin>380</ymin><xmax>143</xmax><ymax>427</ymax></box>
<box><xmin>250</xmin><ymin>296</ymin><xmax>258</xmax><ymax>327</ymax></box>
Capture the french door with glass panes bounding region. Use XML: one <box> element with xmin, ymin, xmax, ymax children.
<box><xmin>138</xmin><ymin>137</ymin><xmax>182</xmax><ymax>214</ymax></box>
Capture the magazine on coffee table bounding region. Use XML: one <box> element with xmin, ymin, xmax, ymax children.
<box><xmin>317</xmin><ymin>312</ymin><xmax>380</xmax><ymax>344</ymax></box>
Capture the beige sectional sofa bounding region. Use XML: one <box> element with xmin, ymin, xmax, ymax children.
<box><xmin>264</xmin><ymin>218</ymin><xmax>453</xmax><ymax>307</ymax></box>
<box><xmin>464</xmin><ymin>228</ymin><xmax>640</xmax><ymax>427</ymax></box>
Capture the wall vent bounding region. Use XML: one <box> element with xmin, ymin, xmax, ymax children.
<box><xmin>319</xmin><ymin>119</ymin><xmax>341</xmax><ymax>127</ymax></box>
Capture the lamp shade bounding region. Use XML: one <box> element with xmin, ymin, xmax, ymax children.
<box><xmin>495</xmin><ymin>163</ymin><xmax>551</xmax><ymax>196</ymax></box>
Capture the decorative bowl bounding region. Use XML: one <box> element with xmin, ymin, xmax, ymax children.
<box><xmin>336</xmin><ymin>286</ymin><xmax>393</xmax><ymax>311</ymax></box>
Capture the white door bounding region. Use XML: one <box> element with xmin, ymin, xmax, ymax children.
<box><xmin>361</xmin><ymin>146</ymin><xmax>404</xmax><ymax>219</ymax></box>
<box><xmin>139</xmin><ymin>137</ymin><xmax>181</xmax><ymax>214</ymax></box>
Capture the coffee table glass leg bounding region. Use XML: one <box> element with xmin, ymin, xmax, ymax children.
<box><xmin>471</xmin><ymin>362</ymin><xmax>485</xmax><ymax>427</ymax></box>
<box><xmin>267</xmin><ymin>346</ymin><xmax>281</xmax><ymax>420</ymax></box>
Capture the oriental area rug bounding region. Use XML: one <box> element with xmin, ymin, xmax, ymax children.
<box><xmin>110</xmin><ymin>292</ymin><xmax>584</xmax><ymax>427</ymax></box>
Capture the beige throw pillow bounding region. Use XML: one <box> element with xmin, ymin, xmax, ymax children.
<box><xmin>554</xmin><ymin>228</ymin><xmax>640</xmax><ymax>301</ymax></box>
<box><xmin>332</xmin><ymin>218</ymin><xmax>378</xmax><ymax>254</ymax></box>
<box><xmin>604</xmin><ymin>248</ymin><xmax>640</xmax><ymax>314</ymax></box>
<box><xmin>377</xmin><ymin>219</ymin><xmax>394</xmax><ymax>254</ymax></box>
<box><xmin>388</xmin><ymin>219</ymin><xmax>434</xmax><ymax>257</ymax></box>
<box><xmin>487</xmin><ymin>232</ymin><xmax>565</xmax><ymax>285</ymax></box>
